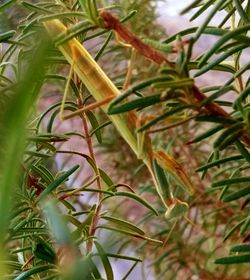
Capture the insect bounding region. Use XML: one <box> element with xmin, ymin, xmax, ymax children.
<box><xmin>99</xmin><ymin>10</ymin><xmax>170</xmax><ymax>66</ymax></box>
<box><xmin>43</xmin><ymin>16</ymin><xmax>194</xmax><ymax>219</ymax></box>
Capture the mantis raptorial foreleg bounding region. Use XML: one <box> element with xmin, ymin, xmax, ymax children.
<box><xmin>62</xmin><ymin>95</ymin><xmax>114</xmax><ymax>120</ymax></box>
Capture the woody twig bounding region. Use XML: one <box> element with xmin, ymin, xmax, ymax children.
<box><xmin>99</xmin><ymin>10</ymin><xmax>250</xmax><ymax>148</ymax></box>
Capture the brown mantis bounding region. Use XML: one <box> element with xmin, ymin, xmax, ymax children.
<box><xmin>43</xmin><ymin>13</ymin><xmax>194</xmax><ymax>220</ymax></box>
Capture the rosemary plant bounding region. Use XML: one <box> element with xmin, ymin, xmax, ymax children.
<box><xmin>1</xmin><ymin>0</ymin><xmax>250</xmax><ymax>279</ymax></box>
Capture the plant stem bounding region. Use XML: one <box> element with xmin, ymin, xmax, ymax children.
<box><xmin>77</xmin><ymin>97</ymin><xmax>102</xmax><ymax>253</ymax></box>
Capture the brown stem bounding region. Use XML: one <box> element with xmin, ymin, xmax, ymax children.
<box><xmin>191</xmin><ymin>85</ymin><xmax>228</xmax><ymax>117</ymax></box>
<box><xmin>100</xmin><ymin>10</ymin><xmax>250</xmax><ymax>147</ymax></box>
<box><xmin>77</xmin><ymin>97</ymin><xmax>103</xmax><ymax>253</ymax></box>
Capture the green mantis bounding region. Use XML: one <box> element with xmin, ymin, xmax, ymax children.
<box><xmin>43</xmin><ymin>17</ymin><xmax>194</xmax><ymax>219</ymax></box>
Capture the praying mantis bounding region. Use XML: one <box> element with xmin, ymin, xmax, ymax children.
<box><xmin>43</xmin><ymin>14</ymin><xmax>194</xmax><ymax>220</ymax></box>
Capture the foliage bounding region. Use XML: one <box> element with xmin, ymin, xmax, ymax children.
<box><xmin>1</xmin><ymin>0</ymin><xmax>250</xmax><ymax>279</ymax></box>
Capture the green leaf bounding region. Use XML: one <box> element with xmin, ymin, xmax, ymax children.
<box><xmin>98</xmin><ymin>168</ymin><xmax>114</xmax><ymax>188</ymax></box>
<box><xmin>198</xmin><ymin>24</ymin><xmax>250</xmax><ymax>67</ymax></box>
<box><xmin>150</xmin><ymin>78</ymin><xmax>194</xmax><ymax>89</ymax></box>
<box><xmin>86</xmin><ymin>111</ymin><xmax>102</xmax><ymax>143</ymax></box>
<box><xmin>194</xmin><ymin>0</ymin><xmax>226</xmax><ymax>41</ymax></box>
<box><xmin>36</xmin><ymin>165</ymin><xmax>54</xmax><ymax>184</ymax></box>
<box><xmin>42</xmin><ymin>199</ymin><xmax>72</xmax><ymax>245</ymax></box>
<box><xmin>37</xmin><ymin>165</ymin><xmax>80</xmax><ymax>201</ymax></box>
<box><xmin>188</xmin><ymin>124</ymin><xmax>224</xmax><ymax>144</ymax></box>
<box><xmin>195</xmin><ymin>115</ymin><xmax>236</xmax><ymax>125</ymax></box>
<box><xmin>230</xmin><ymin>244</ymin><xmax>250</xmax><ymax>253</ymax></box>
<box><xmin>223</xmin><ymin>186</ymin><xmax>250</xmax><ymax>202</ymax></box>
<box><xmin>219</xmin><ymin>5</ymin><xmax>237</xmax><ymax>28</ymax></box>
<box><xmin>195</xmin><ymin>44</ymin><xmax>247</xmax><ymax>77</ymax></box>
<box><xmin>88</xmin><ymin>0</ymin><xmax>99</xmax><ymax>24</ymax></box>
<box><xmin>46</xmin><ymin>105</ymin><xmax>77</xmax><ymax>133</ymax></box>
<box><xmin>233</xmin><ymin>0</ymin><xmax>250</xmax><ymax>24</ymax></box>
<box><xmin>94</xmin><ymin>241</ymin><xmax>114</xmax><ymax>280</ymax></box>
<box><xmin>101</xmin><ymin>215</ymin><xmax>145</xmax><ymax>235</ymax></box>
<box><xmin>95</xmin><ymin>31</ymin><xmax>113</xmax><ymax>61</ymax></box>
<box><xmin>121</xmin><ymin>262</ymin><xmax>139</xmax><ymax>280</ymax></box>
<box><xmin>223</xmin><ymin>219</ymin><xmax>246</xmax><ymax>241</ymax></box>
<box><xmin>102</xmin><ymin>253</ymin><xmax>142</xmax><ymax>262</ymax></box>
<box><xmin>164</xmin><ymin>26</ymin><xmax>228</xmax><ymax>44</ymax></box>
<box><xmin>36</xmin><ymin>101</ymin><xmax>76</xmax><ymax>130</ymax></box>
<box><xmin>31</xmin><ymin>165</ymin><xmax>52</xmax><ymax>185</ymax></box>
<box><xmin>32</xmin><ymin>237</ymin><xmax>57</xmax><ymax>264</ymax></box>
<box><xmin>196</xmin><ymin>155</ymin><xmax>243</xmax><ymax>172</ymax></box>
<box><xmin>97</xmin><ymin>226</ymin><xmax>162</xmax><ymax>244</ymax></box>
<box><xmin>218</xmin><ymin>131</ymin><xmax>242</xmax><ymax>151</ymax></box>
<box><xmin>108</xmin><ymin>76</ymin><xmax>175</xmax><ymax>109</ymax></box>
<box><xmin>73</xmin><ymin>210</ymin><xmax>94</xmax><ymax>236</ymax></box>
<box><xmin>108</xmin><ymin>94</ymin><xmax>162</xmax><ymax>114</ymax></box>
<box><xmin>240</xmin><ymin>216</ymin><xmax>250</xmax><ymax>236</ymax></box>
<box><xmin>25</xmin><ymin>151</ymin><xmax>52</xmax><ymax>158</ymax></box>
<box><xmin>28</xmin><ymin>133</ymin><xmax>69</xmax><ymax>143</ymax></box>
<box><xmin>90</xmin><ymin>120</ymin><xmax>112</xmax><ymax>137</ymax></box>
<box><xmin>137</xmin><ymin>105</ymin><xmax>192</xmax><ymax>132</ymax></box>
<box><xmin>61</xmin><ymin>200</ymin><xmax>76</xmax><ymax>212</ymax></box>
<box><xmin>0</xmin><ymin>0</ymin><xmax>15</xmax><ymax>11</ymax></box>
<box><xmin>234</xmin><ymin>83</ymin><xmax>250</xmax><ymax>107</ymax></box>
<box><xmin>40</xmin><ymin>12</ymin><xmax>87</xmax><ymax>21</ymax></box>
<box><xmin>212</xmin><ymin>176</ymin><xmax>250</xmax><ymax>188</ymax></box>
<box><xmin>106</xmin><ymin>191</ymin><xmax>158</xmax><ymax>216</ymax></box>
<box><xmin>215</xmin><ymin>254</ymin><xmax>250</xmax><ymax>265</ymax></box>
<box><xmin>0</xmin><ymin>30</ymin><xmax>15</xmax><ymax>42</ymax></box>
<box><xmin>22</xmin><ymin>1</ymin><xmax>52</xmax><ymax>13</ymax></box>
<box><xmin>213</xmin><ymin>122</ymin><xmax>243</xmax><ymax>150</ymax></box>
<box><xmin>87</xmin><ymin>256</ymin><xmax>102</xmax><ymax>279</ymax></box>
<box><xmin>188</xmin><ymin>60</ymin><xmax>235</xmax><ymax>74</ymax></box>
<box><xmin>78</xmin><ymin>0</ymin><xmax>87</xmax><ymax>11</ymax></box>
<box><xmin>14</xmin><ymin>265</ymin><xmax>54</xmax><ymax>280</ymax></box>
<box><xmin>200</xmin><ymin>85</ymin><xmax>235</xmax><ymax>107</ymax></box>
<box><xmin>54</xmin><ymin>21</ymin><xmax>93</xmax><ymax>46</ymax></box>
<box><xmin>64</xmin><ymin>215</ymin><xmax>81</xmax><ymax>227</ymax></box>
<box><xmin>180</xmin><ymin>0</ymin><xmax>203</xmax><ymax>15</ymax></box>
<box><xmin>190</xmin><ymin>0</ymin><xmax>217</xmax><ymax>22</ymax></box>
<box><xmin>153</xmin><ymin>159</ymin><xmax>171</xmax><ymax>200</ymax></box>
